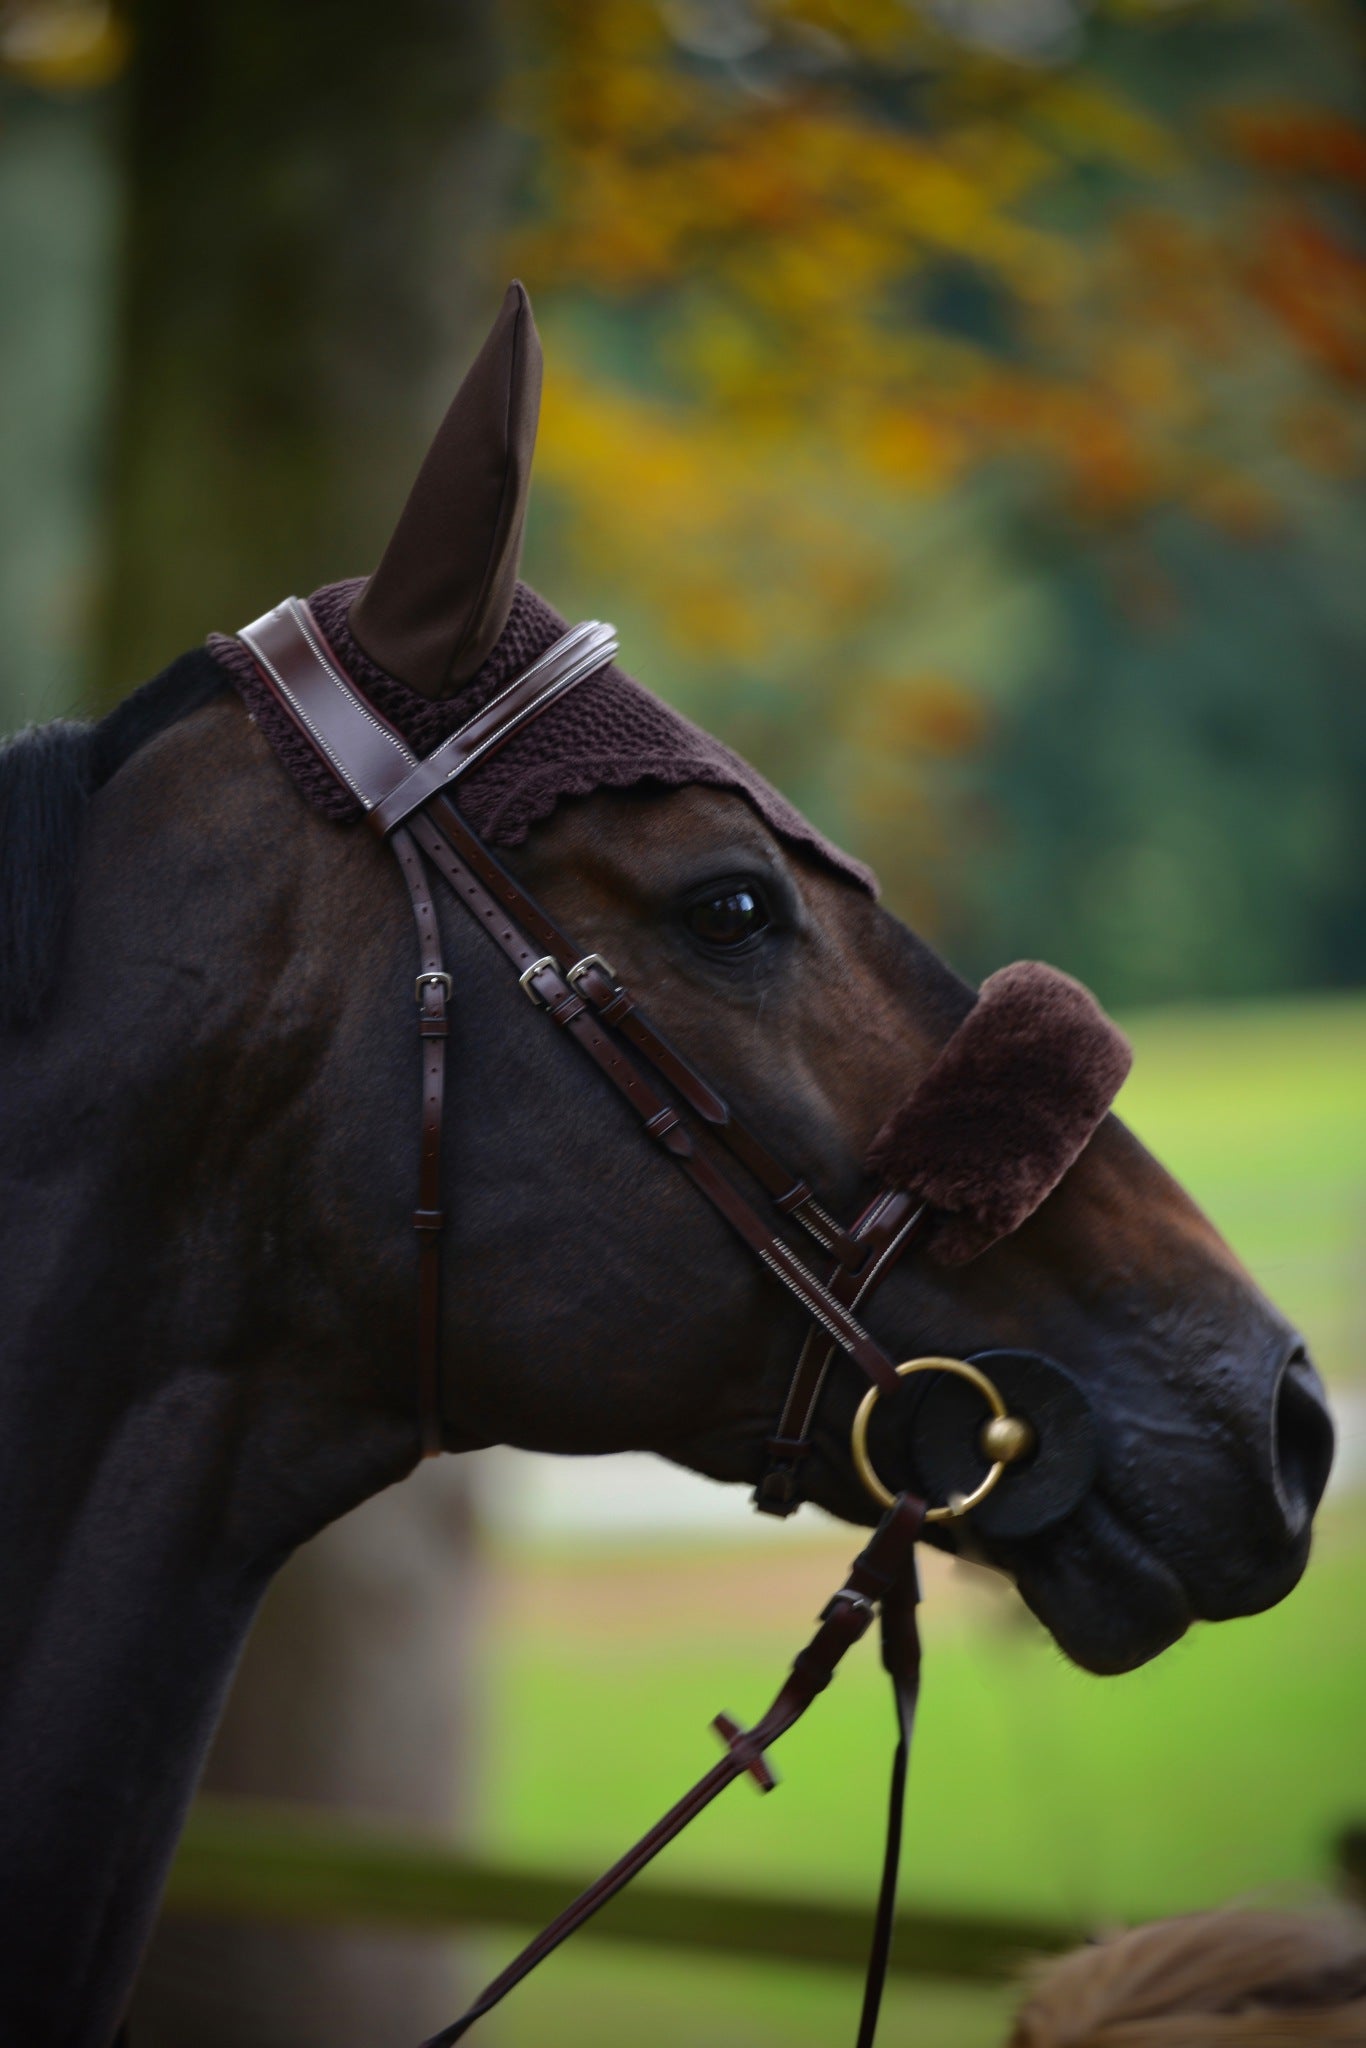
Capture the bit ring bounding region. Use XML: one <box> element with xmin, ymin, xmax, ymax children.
<box><xmin>851</xmin><ymin>1355</ymin><xmax>1022</xmax><ymax>1520</ymax></box>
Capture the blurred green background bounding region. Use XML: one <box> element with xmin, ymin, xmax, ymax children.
<box><xmin>1</xmin><ymin>2</ymin><xmax>1362</xmax><ymax>2043</ymax></box>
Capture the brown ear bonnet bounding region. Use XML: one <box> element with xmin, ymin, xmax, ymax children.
<box><xmin>866</xmin><ymin>962</ymin><xmax>1132</xmax><ymax>1263</ymax></box>
<box><xmin>209</xmin><ymin>279</ymin><xmax>873</xmax><ymax>891</ymax></box>
<box><xmin>212</xmin><ymin>577</ymin><xmax>875</xmax><ymax>892</ymax></box>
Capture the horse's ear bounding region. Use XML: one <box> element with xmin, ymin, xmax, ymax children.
<box><xmin>349</xmin><ymin>281</ymin><xmax>542</xmax><ymax>698</ymax></box>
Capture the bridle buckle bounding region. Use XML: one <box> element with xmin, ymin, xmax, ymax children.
<box><xmin>566</xmin><ymin>952</ymin><xmax>617</xmax><ymax>991</ymax></box>
<box><xmin>414</xmin><ymin>971</ymin><xmax>452</xmax><ymax>1003</ymax></box>
<box><xmin>518</xmin><ymin>955</ymin><xmax>561</xmax><ymax>1006</ymax></box>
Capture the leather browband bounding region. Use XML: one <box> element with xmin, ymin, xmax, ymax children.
<box><xmin>240</xmin><ymin>600</ymin><xmax>618</xmax><ymax>827</ymax></box>
<box><xmin>369</xmin><ymin>622</ymin><xmax>618</xmax><ymax>834</ymax></box>
<box><xmin>240</xmin><ymin>597</ymin><xmax>414</xmax><ymax>809</ymax></box>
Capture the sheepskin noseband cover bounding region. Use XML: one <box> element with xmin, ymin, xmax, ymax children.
<box><xmin>866</xmin><ymin>962</ymin><xmax>1132</xmax><ymax>1265</ymax></box>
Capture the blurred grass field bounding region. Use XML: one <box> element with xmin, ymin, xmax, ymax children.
<box><xmin>472</xmin><ymin>994</ymin><xmax>1364</xmax><ymax>2046</ymax></box>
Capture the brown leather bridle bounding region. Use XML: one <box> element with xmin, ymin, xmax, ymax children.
<box><xmin>239</xmin><ymin>600</ymin><xmax>939</xmax><ymax>1470</ymax></box>
<box><xmin>236</xmin><ymin>597</ymin><xmax>1070</xmax><ymax>2046</ymax></box>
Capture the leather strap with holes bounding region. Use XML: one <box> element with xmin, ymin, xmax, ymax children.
<box><xmin>390</xmin><ymin>826</ymin><xmax>448</xmax><ymax>1457</ymax></box>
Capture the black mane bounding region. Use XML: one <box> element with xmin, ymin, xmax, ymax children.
<box><xmin>0</xmin><ymin>650</ymin><xmax>229</xmax><ymax>1031</ymax></box>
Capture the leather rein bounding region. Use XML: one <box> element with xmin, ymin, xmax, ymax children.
<box><xmin>237</xmin><ymin>598</ymin><xmax>1039</xmax><ymax>2046</ymax></box>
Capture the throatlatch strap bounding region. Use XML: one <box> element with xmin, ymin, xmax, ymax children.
<box><xmin>391</xmin><ymin>826</ymin><xmax>449</xmax><ymax>1457</ymax></box>
<box><xmin>419</xmin><ymin>1495</ymin><xmax>926</xmax><ymax>2048</ymax></box>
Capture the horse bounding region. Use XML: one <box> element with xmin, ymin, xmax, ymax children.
<box><xmin>0</xmin><ymin>282</ymin><xmax>1334</xmax><ymax>2048</ymax></box>
<box><xmin>1007</xmin><ymin>1907</ymin><xmax>1366</xmax><ymax>2045</ymax></box>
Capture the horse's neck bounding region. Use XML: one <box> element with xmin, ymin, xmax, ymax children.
<box><xmin>0</xmin><ymin>1071</ymin><xmax>403</xmax><ymax>2048</ymax></box>
<box><xmin>0</xmin><ymin>1339</ymin><xmax>273</xmax><ymax>2047</ymax></box>
<box><xmin>0</xmin><ymin>697</ymin><xmax>427</xmax><ymax>2042</ymax></box>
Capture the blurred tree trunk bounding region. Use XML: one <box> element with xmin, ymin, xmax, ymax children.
<box><xmin>103</xmin><ymin>3</ymin><xmax>512</xmax><ymax>2042</ymax></box>
<box><xmin>97</xmin><ymin>0</ymin><xmax>511</xmax><ymax>698</ymax></box>
<box><xmin>0</xmin><ymin>88</ymin><xmax>115</xmax><ymax>731</ymax></box>
<box><xmin>132</xmin><ymin>1469</ymin><xmax>485</xmax><ymax>2047</ymax></box>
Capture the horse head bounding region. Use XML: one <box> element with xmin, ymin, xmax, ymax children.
<box><xmin>0</xmin><ymin>283</ymin><xmax>1333</xmax><ymax>2047</ymax></box>
<box><xmin>331</xmin><ymin>280</ymin><xmax>1330</xmax><ymax>1669</ymax></box>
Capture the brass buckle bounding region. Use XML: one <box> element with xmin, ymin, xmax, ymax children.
<box><xmin>518</xmin><ymin>955</ymin><xmax>561</xmax><ymax>1006</ymax></box>
<box><xmin>850</xmin><ymin>1355</ymin><xmax>1032</xmax><ymax>1522</ymax></box>
<box><xmin>414</xmin><ymin>971</ymin><xmax>452</xmax><ymax>1003</ymax></box>
<box><xmin>566</xmin><ymin>952</ymin><xmax>617</xmax><ymax>991</ymax></box>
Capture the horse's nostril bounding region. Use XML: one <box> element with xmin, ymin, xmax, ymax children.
<box><xmin>1272</xmin><ymin>1345</ymin><xmax>1335</xmax><ymax>1537</ymax></box>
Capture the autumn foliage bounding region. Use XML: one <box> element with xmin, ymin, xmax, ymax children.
<box><xmin>507</xmin><ymin>1</ymin><xmax>1366</xmax><ymax>987</ymax></box>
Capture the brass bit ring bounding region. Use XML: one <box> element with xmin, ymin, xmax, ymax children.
<box><xmin>851</xmin><ymin>1355</ymin><xmax>1028</xmax><ymax>1520</ymax></box>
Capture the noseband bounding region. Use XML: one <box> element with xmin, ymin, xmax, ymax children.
<box><xmin>236</xmin><ymin>598</ymin><xmax>1130</xmax><ymax>2047</ymax></box>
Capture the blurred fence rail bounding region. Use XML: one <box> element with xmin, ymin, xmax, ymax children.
<box><xmin>1341</xmin><ymin>1828</ymin><xmax>1366</xmax><ymax>1904</ymax></box>
<box><xmin>165</xmin><ymin>1795</ymin><xmax>1086</xmax><ymax>1982</ymax></box>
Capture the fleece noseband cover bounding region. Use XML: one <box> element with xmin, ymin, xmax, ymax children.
<box><xmin>866</xmin><ymin>961</ymin><xmax>1132</xmax><ymax>1264</ymax></box>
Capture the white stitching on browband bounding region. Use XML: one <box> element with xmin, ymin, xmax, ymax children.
<box><xmin>242</xmin><ymin>628</ymin><xmax>379</xmax><ymax>801</ymax></box>
<box><xmin>439</xmin><ymin>653</ymin><xmax>613</xmax><ymax>786</ymax></box>
<box><xmin>439</xmin><ymin>621</ymin><xmax>611</xmax><ymax>743</ymax></box>
<box><xmin>440</xmin><ymin>667</ymin><xmax>593</xmax><ymax>778</ymax></box>
<box><xmin>289</xmin><ymin>600</ymin><xmax>416</xmax><ymax>770</ymax></box>
<box><xmin>245</xmin><ymin>607</ymin><xmax>616</xmax><ymax>809</ymax></box>
<box><xmin>445</xmin><ymin>621</ymin><xmax>609</xmax><ymax>737</ymax></box>
<box><xmin>419</xmin><ymin>623</ymin><xmax>617</xmax><ymax>784</ymax></box>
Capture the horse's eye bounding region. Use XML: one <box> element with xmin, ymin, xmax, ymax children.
<box><xmin>685</xmin><ymin>887</ymin><xmax>770</xmax><ymax>949</ymax></box>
